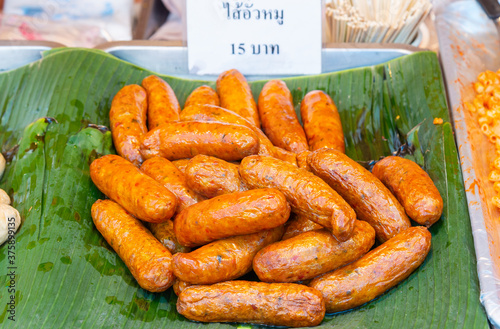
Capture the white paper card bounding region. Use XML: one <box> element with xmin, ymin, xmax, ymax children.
<box><xmin>186</xmin><ymin>0</ymin><xmax>322</xmax><ymax>75</ymax></box>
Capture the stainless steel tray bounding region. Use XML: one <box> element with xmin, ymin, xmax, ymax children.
<box><xmin>95</xmin><ymin>41</ymin><xmax>425</xmax><ymax>80</ymax></box>
<box><xmin>0</xmin><ymin>40</ymin><xmax>65</xmax><ymax>72</ymax></box>
<box><xmin>435</xmin><ymin>0</ymin><xmax>500</xmax><ymax>327</ymax></box>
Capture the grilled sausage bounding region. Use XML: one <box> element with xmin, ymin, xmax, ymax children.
<box><xmin>172</xmin><ymin>226</ymin><xmax>284</xmax><ymax>284</ymax></box>
<box><xmin>184</xmin><ymin>85</ymin><xmax>220</xmax><ymax>108</ymax></box>
<box><xmin>147</xmin><ymin>220</ymin><xmax>190</xmax><ymax>254</ymax></box>
<box><xmin>91</xmin><ymin>199</ymin><xmax>175</xmax><ymax>292</ymax></box>
<box><xmin>180</xmin><ymin>104</ymin><xmax>275</xmax><ymax>156</ymax></box>
<box><xmin>174</xmin><ymin>188</ymin><xmax>290</xmax><ymax>247</ymax></box>
<box><xmin>372</xmin><ymin>156</ymin><xmax>443</xmax><ymax>227</ymax></box>
<box><xmin>273</xmin><ymin>146</ymin><xmax>298</xmax><ymax>166</ymax></box>
<box><xmin>239</xmin><ymin>155</ymin><xmax>356</xmax><ymax>242</ymax></box>
<box><xmin>309</xmin><ymin>226</ymin><xmax>431</xmax><ymax>313</ymax></box>
<box><xmin>184</xmin><ymin>154</ymin><xmax>247</xmax><ymax>198</ymax></box>
<box><xmin>300</xmin><ymin>90</ymin><xmax>345</xmax><ymax>152</ymax></box>
<box><xmin>140</xmin><ymin>156</ymin><xmax>204</xmax><ymax>212</ymax></box>
<box><xmin>140</xmin><ymin>121</ymin><xmax>260</xmax><ymax>161</ymax></box>
<box><xmin>308</xmin><ymin>148</ymin><xmax>411</xmax><ymax>242</ymax></box>
<box><xmin>90</xmin><ymin>154</ymin><xmax>177</xmax><ymax>223</ymax></box>
<box><xmin>177</xmin><ymin>281</ymin><xmax>325</xmax><ymax>327</ymax></box>
<box><xmin>254</xmin><ymin>221</ymin><xmax>375</xmax><ymax>282</ymax></box>
<box><xmin>109</xmin><ymin>84</ymin><xmax>147</xmax><ymax>166</ymax></box>
<box><xmin>142</xmin><ymin>75</ymin><xmax>180</xmax><ymax>129</ymax></box>
<box><xmin>173</xmin><ymin>279</ymin><xmax>193</xmax><ymax>296</ymax></box>
<box><xmin>172</xmin><ymin>159</ymin><xmax>190</xmax><ymax>174</ymax></box>
<box><xmin>282</xmin><ymin>213</ymin><xmax>324</xmax><ymax>240</ymax></box>
<box><xmin>297</xmin><ymin>150</ymin><xmax>312</xmax><ymax>171</ymax></box>
<box><xmin>216</xmin><ymin>69</ymin><xmax>260</xmax><ymax>127</ymax></box>
<box><xmin>258</xmin><ymin>80</ymin><xmax>308</xmax><ymax>153</ymax></box>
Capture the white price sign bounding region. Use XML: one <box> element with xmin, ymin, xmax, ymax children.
<box><xmin>186</xmin><ymin>0</ymin><xmax>322</xmax><ymax>75</ymax></box>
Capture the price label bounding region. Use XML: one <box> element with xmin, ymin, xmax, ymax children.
<box><xmin>186</xmin><ymin>0</ymin><xmax>322</xmax><ymax>75</ymax></box>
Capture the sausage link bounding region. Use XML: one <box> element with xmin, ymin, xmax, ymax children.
<box><xmin>147</xmin><ymin>220</ymin><xmax>190</xmax><ymax>254</ymax></box>
<box><xmin>91</xmin><ymin>199</ymin><xmax>175</xmax><ymax>292</ymax></box>
<box><xmin>177</xmin><ymin>280</ymin><xmax>325</xmax><ymax>327</ymax></box>
<box><xmin>273</xmin><ymin>146</ymin><xmax>298</xmax><ymax>166</ymax></box>
<box><xmin>297</xmin><ymin>150</ymin><xmax>312</xmax><ymax>171</ymax></box>
<box><xmin>300</xmin><ymin>90</ymin><xmax>345</xmax><ymax>152</ymax></box>
<box><xmin>172</xmin><ymin>226</ymin><xmax>284</xmax><ymax>284</ymax></box>
<box><xmin>184</xmin><ymin>85</ymin><xmax>220</xmax><ymax>108</ymax></box>
<box><xmin>174</xmin><ymin>188</ymin><xmax>290</xmax><ymax>247</ymax></box>
<box><xmin>140</xmin><ymin>121</ymin><xmax>260</xmax><ymax>161</ymax></box>
<box><xmin>185</xmin><ymin>154</ymin><xmax>247</xmax><ymax>198</ymax></box>
<box><xmin>142</xmin><ymin>75</ymin><xmax>180</xmax><ymax>129</ymax></box>
<box><xmin>180</xmin><ymin>104</ymin><xmax>275</xmax><ymax>156</ymax></box>
<box><xmin>254</xmin><ymin>221</ymin><xmax>375</xmax><ymax>283</ymax></box>
<box><xmin>308</xmin><ymin>148</ymin><xmax>411</xmax><ymax>242</ymax></box>
<box><xmin>282</xmin><ymin>213</ymin><xmax>324</xmax><ymax>240</ymax></box>
<box><xmin>216</xmin><ymin>69</ymin><xmax>260</xmax><ymax>127</ymax></box>
<box><xmin>372</xmin><ymin>156</ymin><xmax>443</xmax><ymax>227</ymax></box>
<box><xmin>173</xmin><ymin>279</ymin><xmax>193</xmax><ymax>296</ymax></box>
<box><xmin>239</xmin><ymin>155</ymin><xmax>356</xmax><ymax>242</ymax></box>
<box><xmin>172</xmin><ymin>159</ymin><xmax>190</xmax><ymax>174</ymax></box>
<box><xmin>90</xmin><ymin>154</ymin><xmax>177</xmax><ymax>223</ymax></box>
<box><xmin>258</xmin><ymin>80</ymin><xmax>308</xmax><ymax>153</ymax></box>
<box><xmin>309</xmin><ymin>226</ymin><xmax>431</xmax><ymax>313</ymax></box>
<box><xmin>140</xmin><ymin>156</ymin><xmax>204</xmax><ymax>212</ymax></box>
<box><xmin>109</xmin><ymin>84</ymin><xmax>147</xmax><ymax>166</ymax></box>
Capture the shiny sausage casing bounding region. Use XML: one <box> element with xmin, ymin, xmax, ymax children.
<box><xmin>174</xmin><ymin>188</ymin><xmax>290</xmax><ymax>247</ymax></box>
<box><xmin>180</xmin><ymin>104</ymin><xmax>275</xmax><ymax>156</ymax></box>
<box><xmin>140</xmin><ymin>156</ymin><xmax>204</xmax><ymax>212</ymax></box>
<box><xmin>185</xmin><ymin>154</ymin><xmax>247</xmax><ymax>198</ymax></box>
<box><xmin>147</xmin><ymin>220</ymin><xmax>190</xmax><ymax>254</ymax></box>
<box><xmin>91</xmin><ymin>199</ymin><xmax>175</xmax><ymax>292</ymax></box>
<box><xmin>258</xmin><ymin>80</ymin><xmax>308</xmax><ymax>153</ymax></box>
<box><xmin>300</xmin><ymin>90</ymin><xmax>345</xmax><ymax>152</ymax></box>
<box><xmin>273</xmin><ymin>146</ymin><xmax>298</xmax><ymax>166</ymax></box>
<box><xmin>109</xmin><ymin>84</ymin><xmax>147</xmax><ymax>166</ymax></box>
<box><xmin>140</xmin><ymin>121</ymin><xmax>260</xmax><ymax>161</ymax></box>
<box><xmin>239</xmin><ymin>155</ymin><xmax>356</xmax><ymax>242</ymax></box>
<box><xmin>308</xmin><ymin>148</ymin><xmax>411</xmax><ymax>242</ymax></box>
<box><xmin>142</xmin><ymin>75</ymin><xmax>180</xmax><ymax>129</ymax></box>
<box><xmin>184</xmin><ymin>85</ymin><xmax>220</xmax><ymax>108</ymax></box>
<box><xmin>216</xmin><ymin>69</ymin><xmax>260</xmax><ymax>127</ymax></box>
<box><xmin>173</xmin><ymin>279</ymin><xmax>193</xmax><ymax>296</ymax></box>
<box><xmin>309</xmin><ymin>226</ymin><xmax>431</xmax><ymax>313</ymax></box>
<box><xmin>282</xmin><ymin>213</ymin><xmax>324</xmax><ymax>240</ymax></box>
<box><xmin>90</xmin><ymin>154</ymin><xmax>177</xmax><ymax>223</ymax></box>
<box><xmin>172</xmin><ymin>226</ymin><xmax>284</xmax><ymax>284</ymax></box>
<box><xmin>254</xmin><ymin>221</ymin><xmax>375</xmax><ymax>283</ymax></box>
<box><xmin>372</xmin><ymin>156</ymin><xmax>443</xmax><ymax>227</ymax></box>
<box><xmin>172</xmin><ymin>159</ymin><xmax>190</xmax><ymax>174</ymax></box>
<box><xmin>297</xmin><ymin>150</ymin><xmax>312</xmax><ymax>171</ymax></box>
<box><xmin>177</xmin><ymin>280</ymin><xmax>325</xmax><ymax>327</ymax></box>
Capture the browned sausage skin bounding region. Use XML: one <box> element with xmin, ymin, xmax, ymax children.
<box><xmin>140</xmin><ymin>121</ymin><xmax>260</xmax><ymax>161</ymax></box>
<box><xmin>258</xmin><ymin>80</ymin><xmax>309</xmax><ymax>153</ymax></box>
<box><xmin>184</xmin><ymin>85</ymin><xmax>220</xmax><ymax>108</ymax></box>
<box><xmin>282</xmin><ymin>213</ymin><xmax>324</xmax><ymax>240</ymax></box>
<box><xmin>372</xmin><ymin>156</ymin><xmax>443</xmax><ymax>227</ymax></box>
<box><xmin>254</xmin><ymin>220</ymin><xmax>375</xmax><ymax>283</ymax></box>
<box><xmin>184</xmin><ymin>154</ymin><xmax>247</xmax><ymax>198</ymax></box>
<box><xmin>239</xmin><ymin>155</ymin><xmax>356</xmax><ymax>242</ymax></box>
<box><xmin>177</xmin><ymin>281</ymin><xmax>325</xmax><ymax>327</ymax></box>
<box><xmin>90</xmin><ymin>154</ymin><xmax>177</xmax><ymax>223</ymax></box>
<box><xmin>300</xmin><ymin>90</ymin><xmax>345</xmax><ymax>152</ymax></box>
<box><xmin>109</xmin><ymin>84</ymin><xmax>148</xmax><ymax>166</ymax></box>
<box><xmin>174</xmin><ymin>188</ymin><xmax>290</xmax><ymax>247</ymax></box>
<box><xmin>140</xmin><ymin>156</ymin><xmax>204</xmax><ymax>212</ymax></box>
<box><xmin>308</xmin><ymin>148</ymin><xmax>410</xmax><ymax>242</ymax></box>
<box><xmin>142</xmin><ymin>75</ymin><xmax>180</xmax><ymax>129</ymax></box>
<box><xmin>309</xmin><ymin>226</ymin><xmax>431</xmax><ymax>313</ymax></box>
<box><xmin>172</xmin><ymin>226</ymin><xmax>284</xmax><ymax>284</ymax></box>
<box><xmin>91</xmin><ymin>199</ymin><xmax>175</xmax><ymax>292</ymax></box>
<box><xmin>180</xmin><ymin>104</ymin><xmax>275</xmax><ymax>156</ymax></box>
<box><xmin>216</xmin><ymin>69</ymin><xmax>260</xmax><ymax>127</ymax></box>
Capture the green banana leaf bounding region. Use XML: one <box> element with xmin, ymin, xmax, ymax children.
<box><xmin>0</xmin><ymin>48</ymin><xmax>489</xmax><ymax>328</ymax></box>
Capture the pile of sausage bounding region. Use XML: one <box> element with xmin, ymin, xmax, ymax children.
<box><xmin>89</xmin><ymin>69</ymin><xmax>443</xmax><ymax>328</ymax></box>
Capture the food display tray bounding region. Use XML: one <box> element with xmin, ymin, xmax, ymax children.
<box><xmin>435</xmin><ymin>0</ymin><xmax>500</xmax><ymax>327</ymax></box>
<box><xmin>95</xmin><ymin>40</ymin><xmax>424</xmax><ymax>80</ymax></box>
<box><xmin>0</xmin><ymin>40</ymin><xmax>65</xmax><ymax>72</ymax></box>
